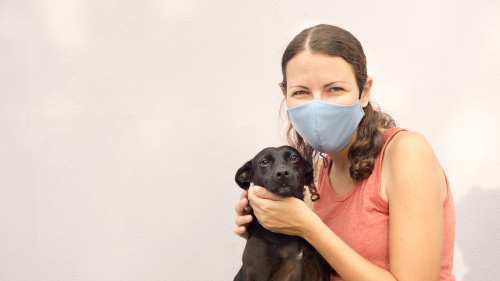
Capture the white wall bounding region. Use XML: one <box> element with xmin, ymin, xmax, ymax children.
<box><xmin>1</xmin><ymin>1</ymin><xmax>499</xmax><ymax>280</ymax></box>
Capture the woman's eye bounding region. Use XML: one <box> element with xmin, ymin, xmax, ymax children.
<box><xmin>329</xmin><ymin>87</ymin><xmax>343</xmax><ymax>92</ymax></box>
<box><xmin>290</xmin><ymin>155</ymin><xmax>299</xmax><ymax>163</ymax></box>
<box><xmin>259</xmin><ymin>160</ymin><xmax>269</xmax><ymax>167</ymax></box>
<box><xmin>293</xmin><ymin>90</ymin><xmax>307</xmax><ymax>96</ymax></box>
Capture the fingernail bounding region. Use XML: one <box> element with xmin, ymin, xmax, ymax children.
<box><xmin>240</xmin><ymin>199</ymin><xmax>246</xmax><ymax>206</ymax></box>
<box><xmin>246</xmin><ymin>215</ymin><xmax>252</xmax><ymax>222</ymax></box>
<box><xmin>254</xmin><ymin>185</ymin><xmax>261</xmax><ymax>194</ymax></box>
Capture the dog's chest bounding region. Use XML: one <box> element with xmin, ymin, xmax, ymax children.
<box><xmin>277</xmin><ymin>241</ymin><xmax>304</xmax><ymax>261</ymax></box>
<box><xmin>266</xmin><ymin>238</ymin><xmax>310</xmax><ymax>280</ymax></box>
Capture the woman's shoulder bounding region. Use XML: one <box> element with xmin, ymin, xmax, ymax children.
<box><xmin>384</xmin><ymin>130</ymin><xmax>429</xmax><ymax>155</ymax></box>
<box><xmin>381</xmin><ymin>129</ymin><xmax>447</xmax><ymax>202</ymax></box>
<box><xmin>384</xmin><ymin>130</ymin><xmax>436</xmax><ymax>168</ymax></box>
<box><xmin>380</xmin><ymin>129</ymin><xmax>434</xmax><ymax>177</ymax></box>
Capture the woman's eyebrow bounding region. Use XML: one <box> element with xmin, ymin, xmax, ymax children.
<box><xmin>323</xmin><ymin>81</ymin><xmax>346</xmax><ymax>87</ymax></box>
<box><xmin>290</xmin><ymin>81</ymin><xmax>346</xmax><ymax>89</ymax></box>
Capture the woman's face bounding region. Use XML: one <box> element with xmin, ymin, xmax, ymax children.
<box><xmin>282</xmin><ymin>51</ymin><xmax>371</xmax><ymax>109</ymax></box>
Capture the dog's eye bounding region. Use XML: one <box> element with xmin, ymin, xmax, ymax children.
<box><xmin>259</xmin><ymin>160</ymin><xmax>270</xmax><ymax>167</ymax></box>
<box><xmin>290</xmin><ymin>155</ymin><xmax>299</xmax><ymax>163</ymax></box>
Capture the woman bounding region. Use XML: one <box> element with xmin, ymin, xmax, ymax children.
<box><xmin>234</xmin><ymin>24</ymin><xmax>455</xmax><ymax>281</ymax></box>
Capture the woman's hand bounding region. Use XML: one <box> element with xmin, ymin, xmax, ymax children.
<box><xmin>234</xmin><ymin>189</ymin><xmax>253</xmax><ymax>239</ymax></box>
<box><xmin>248</xmin><ymin>182</ymin><xmax>314</xmax><ymax>237</ymax></box>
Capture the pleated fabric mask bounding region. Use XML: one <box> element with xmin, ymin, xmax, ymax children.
<box><xmin>287</xmin><ymin>99</ymin><xmax>365</xmax><ymax>154</ymax></box>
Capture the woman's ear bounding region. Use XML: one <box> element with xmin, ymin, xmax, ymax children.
<box><xmin>360</xmin><ymin>76</ymin><xmax>373</xmax><ymax>108</ymax></box>
<box><xmin>280</xmin><ymin>84</ymin><xmax>286</xmax><ymax>97</ymax></box>
<box><xmin>235</xmin><ymin>160</ymin><xmax>253</xmax><ymax>190</ymax></box>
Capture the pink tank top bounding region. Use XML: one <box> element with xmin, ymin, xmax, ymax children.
<box><xmin>314</xmin><ymin>128</ymin><xmax>456</xmax><ymax>281</ymax></box>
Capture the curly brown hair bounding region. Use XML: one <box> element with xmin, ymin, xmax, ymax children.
<box><xmin>279</xmin><ymin>24</ymin><xmax>396</xmax><ymax>202</ymax></box>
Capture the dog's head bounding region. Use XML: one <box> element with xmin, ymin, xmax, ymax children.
<box><xmin>235</xmin><ymin>146</ymin><xmax>314</xmax><ymax>200</ymax></box>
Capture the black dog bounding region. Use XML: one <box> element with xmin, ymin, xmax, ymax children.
<box><xmin>234</xmin><ymin>145</ymin><xmax>330</xmax><ymax>281</ymax></box>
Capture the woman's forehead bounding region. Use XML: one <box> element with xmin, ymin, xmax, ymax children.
<box><xmin>286</xmin><ymin>51</ymin><xmax>356</xmax><ymax>85</ymax></box>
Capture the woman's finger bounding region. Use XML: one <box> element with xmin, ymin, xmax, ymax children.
<box><xmin>248</xmin><ymin>185</ymin><xmax>270</xmax><ymax>213</ymax></box>
<box><xmin>235</xmin><ymin>190</ymin><xmax>249</xmax><ymax>216</ymax></box>
<box><xmin>244</xmin><ymin>206</ymin><xmax>253</xmax><ymax>213</ymax></box>
<box><xmin>234</xmin><ymin>189</ymin><xmax>252</xmax><ymax>240</ymax></box>
<box><xmin>234</xmin><ymin>226</ymin><xmax>249</xmax><ymax>239</ymax></box>
<box><xmin>247</xmin><ymin>184</ymin><xmax>260</xmax><ymax>208</ymax></box>
<box><xmin>249</xmin><ymin>185</ymin><xmax>282</xmax><ymax>211</ymax></box>
<box><xmin>235</xmin><ymin>214</ymin><xmax>253</xmax><ymax>227</ymax></box>
<box><xmin>252</xmin><ymin>185</ymin><xmax>284</xmax><ymax>201</ymax></box>
<box><xmin>240</xmin><ymin>189</ymin><xmax>248</xmax><ymax>201</ymax></box>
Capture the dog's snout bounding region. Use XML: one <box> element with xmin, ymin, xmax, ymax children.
<box><xmin>275</xmin><ymin>168</ymin><xmax>291</xmax><ymax>179</ymax></box>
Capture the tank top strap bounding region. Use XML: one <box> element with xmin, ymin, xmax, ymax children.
<box><xmin>317</xmin><ymin>128</ymin><xmax>408</xmax><ymax>201</ymax></box>
<box><xmin>364</xmin><ymin>127</ymin><xmax>409</xmax><ymax>209</ymax></box>
<box><xmin>372</xmin><ymin>127</ymin><xmax>409</xmax><ymax>177</ymax></box>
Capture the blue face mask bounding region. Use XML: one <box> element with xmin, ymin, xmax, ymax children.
<box><xmin>287</xmin><ymin>99</ymin><xmax>365</xmax><ymax>154</ymax></box>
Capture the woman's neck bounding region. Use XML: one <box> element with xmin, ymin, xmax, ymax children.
<box><xmin>326</xmin><ymin>129</ymin><xmax>358</xmax><ymax>194</ymax></box>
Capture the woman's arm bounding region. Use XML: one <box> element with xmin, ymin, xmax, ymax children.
<box><xmin>248</xmin><ymin>132</ymin><xmax>445</xmax><ymax>281</ymax></box>
<box><xmin>383</xmin><ymin>131</ymin><xmax>446</xmax><ymax>280</ymax></box>
<box><xmin>249</xmin><ymin>185</ymin><xmax>398</xmax><ymax>281</ymax></box>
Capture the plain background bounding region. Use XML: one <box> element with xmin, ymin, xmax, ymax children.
<box><xmin>1</xmin><ymin>0</ymin><xmax>499</xmax><ymax>280</ymax></box>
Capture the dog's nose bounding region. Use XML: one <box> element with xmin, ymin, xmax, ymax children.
<box><xmin>275</xmin><ymin>169</ymin><xmax>291</xmax><ymax>179</ymax></box>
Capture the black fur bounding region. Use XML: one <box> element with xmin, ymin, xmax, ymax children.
<box><xmin>234</xmin><ymin>145</ymin><xmax>331</xmax><ymax>281</ymax></box>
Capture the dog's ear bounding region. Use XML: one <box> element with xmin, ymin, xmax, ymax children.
<box><xmin>235</xmin><ymin>160</ymin><xmax>253</xmax><ymax>190</ymax></box>
<box><xmin>303</xmin><ymin>158</ymin><xmax>314</xmax><ymax>186</ymax></box>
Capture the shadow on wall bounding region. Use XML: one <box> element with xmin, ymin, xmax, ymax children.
<box><xmin>455</xmin><ymin>186</ymin><xmax>500</xmax><ymax>281</ymax></box>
